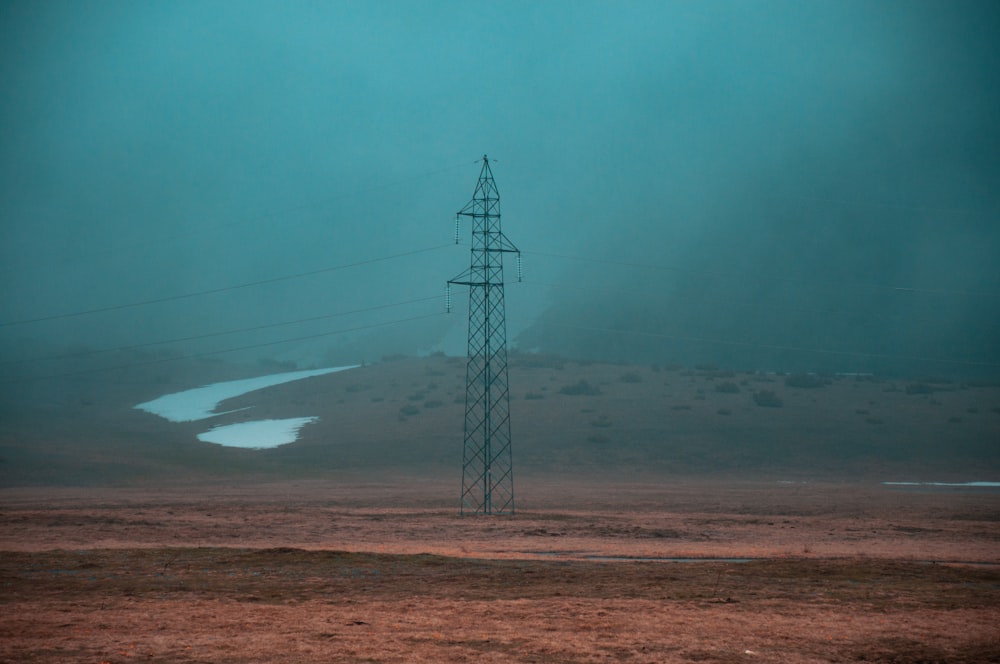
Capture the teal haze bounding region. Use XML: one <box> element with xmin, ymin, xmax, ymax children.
<box><xmin>1</xmin><ymin>0</ymin><xmax>998</xmax><ymax>378</ymax></box>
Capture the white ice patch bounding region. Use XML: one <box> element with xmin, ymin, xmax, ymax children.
<box><xmin>883</xmin><ymin>481</ymin><xmax>1000</xmax><ymax>487</ymax></box>
<box><xmin>135</xmin><ymin>365</ymin><xmax>358</xmax><ymax>422</ymax></box>
<box><xmin>197</xmin><ymin>417</ymin><xmax>319</xmax><ymax>449</ymax></box>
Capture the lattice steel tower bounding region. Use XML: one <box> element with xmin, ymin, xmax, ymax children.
<box><xmin>448</xmin><ymin>155</ymin><xmax>520</xmax><ymax>515</ymax></box>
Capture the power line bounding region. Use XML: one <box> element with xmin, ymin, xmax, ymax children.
<box><xmin>517</xmin><ymin>280</ymin><xmax>1000</xmax><ymax>333</ymax></box>
<box><xmin>1</xmin><ymin>295</ymin><xmax>444</xmax><ymax>366</ymax></box>
<box><xmin>0</xmin><ymin>244</ymin><xmax>451</xmax><ymax>328</ymax></box>
<box><xmin>3</xmin><ymin>312</ymin><xmax>446</xmax><ymax>383</ymax></box>
<box><xmin>520</xmin><ymin>249</ymin><xmax>1000</xmax><ymax>299</ymax></box>
<box><xmin>2</xmin><ymin>160</ymin><xmax>475</xmax><ymax>273</ymax></box>
<box><xmin>538</xmin><ymin>321</ymin><xmax>1000</xmax><ymax>369</ymax></box>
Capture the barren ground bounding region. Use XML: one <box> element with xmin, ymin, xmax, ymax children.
<box><xmin>2</xmin><ymin>479</ymin><xmax>998</xmax><ymax>663</ymax></box>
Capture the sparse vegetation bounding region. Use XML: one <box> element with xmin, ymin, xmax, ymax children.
<box><xmin>399</xmin><ymin>405</ymin><xmax>420</xmax><ymax>417</ymax></box>
<box><xmin>524</xmin><ymin>392</ymin><xmax>545</xmax><ymax>400</ymax></box>
<box><xmin>753</xmin><ymin>390</ymin><xmax>783</xmax><ymax>408</ymax></box>
<box><xmin>906</xmin><ymin>383</ymin><xmax>935</xmax><ymax>395</ymax></box>
<box><xmin>619</xmin><ymin>372</ymin><xmax>643</xmax><ymax>384</ymax></box>
<box><xmin>784</xmin><ymin>373</ymin><xmax>828</xmax><ymax>388</ymax></box>
<box><xmin>509</xmin><ymin>350</ymin><xmax>566</xmax><ymax>369</ymax></box>
<box><xmin>716</xmin><ymin>408</ymin><xmax>731</xmax><ymax>416</ymax></box>
<box><xmin>590</xmin><ymin>415</ymin><xmax>612</xmax><ymax>428</ymax></box>
<box><xmin>715</xmin><ymin>381</ymin><xmax>740</xmax><ymax>394</ymax></box>
<box><xmin>559</xmin><ymin>379</ymin><xmax>602</xmax><ymax>396</ymax></box>
<box><xmin>423</xmin><ymin>400</ymin><xmax>443</xmax><ymax>409</ymax></box>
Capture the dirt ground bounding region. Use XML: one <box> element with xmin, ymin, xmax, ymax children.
<box><xmin>1</xmin><ymin>479</ymin><xmax>998</xmax><ymax>663</ymax></box>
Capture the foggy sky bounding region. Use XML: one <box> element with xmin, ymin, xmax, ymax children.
<box><xmin>2</xmin><ymin>1</ymin><xmax>998</xmax><ymax>377</ymax></box>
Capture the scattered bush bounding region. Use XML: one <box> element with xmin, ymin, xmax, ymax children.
<box><xmin>619</xmin><ymin>372</ymin><xmax>643</xmax><ymax>384</ymax></box>
<box><xmin>715</xmin><ymin>381</ymin><xmax>740</xmax><ymax>394</ymax></box>
<box><xmin>257</xmin><ymin>357</ymin><xmax>297</xmax><ymax>372</ymax></box>
<box><xmin>524</xmin><ymin>392</ymin><xmax>545</xmax><ymax>400</ymax></box>
<box><xmin>905</xmin><ymin>382</ymin><xmax>935</xmax><ymax>395</ymax></box>
<box><xmin>784</xmin><ymin>373</ymin><xmax>828</xmax><ymax>389</ymax></box>
<box><xmin>753</xmin><ymin>390</ymin><xmax>783</xmax><ymax>408</ymax></box>
<box><xmin>399</xmin><ymin>405</ymin><xmax>420</xmax><ymax>417</ymax></box>
<box><xmin>559</xmin><ymin>379</ymin><xmax>602</xmax><ymax>396</ymax></box>
<box><xmin>508</xmin><ymin>351</ymin><xmax>566</xmax><ymax>369</ymax></box>
<box><xmin>423</xmin><ymin>400</ymin><xmax>443</xmax><ymax>409</ymax></box>
<box><xmin>587</xmin><ymin>433</ymin><xmax>610</xmax><ymax>444</ymax></box>
<box><xmin>590</xmin><ymin>415</ymin><xmax>612</xmax><ymax>428</ymax></box>
<box><xmin>716</xmin><ymin>408</ymin><xmax>731</xmax><ymax>416</ymax></box>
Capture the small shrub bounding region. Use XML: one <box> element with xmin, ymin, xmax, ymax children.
<box><xmin>399</xmin><ymin>405</ymin><xmax>420</xmax><ymax>416</ymax></box>
<box><xmin>784</xmin><ymin>373</ymin><xmax>827</xmax><ymax>389</ymax></box>
<box><xmin>370</xmin><ymin>396</ymin><xmax>384</xmax><ymax>403</ymax></box>
<box><xmin>716</xmin><ymin>408</ymin><xmax>731</xmax><ymax>416</ymax></box>
<box><xmin>590</xmin><ymin>415</ymin><xmax>612</xmax><ymax>428</ymax></box>
<box><xmin>559</xmin><ymin>379</ymin><xmax>602</xmax><ymax>396</ymax></box>
<box><xmin>672</xmin><ymin>404</ymin><xmax>692</xmax><ymax>411</ymax></box>
<box><xmin>905</xmin><ymin>382</ymin><xmax>935</xmax><ymax>395</ymax></box>
<box><xmin>524</xmin><ymin>392</ymin><xmax>545</xmax><ymax>400</ymax></box>
<box><xmin>753</xmin><ymin>390</ymin><xmax>783</xmax><ymax>407</ymax></box>
<box><xmin>587</xmin><ymin>433</ymin><xmax>610</xmax><ymax>444</ymax></box>
<box><xmin>408</xmin><ymin>392</ymin><xmax>426</xmax><ymax>401</ymax></box>
<box><xmin>620</xmin><ymin>372</ymin><xmax>643</xmax><ymax>384</ymax></box>
<box><xmin>423</xmin><ymin>400</ymin><xmax>443</xmax><ymax>409</ymax></box>
<box><xmin>715</xmin><ymin>382</ymin><xmax>740</xmax><ymax>394</ymax></box>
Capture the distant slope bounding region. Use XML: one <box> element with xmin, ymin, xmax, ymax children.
<box><xmin>1</xmin><ymin>353</ymin><xmax>998</xmax><ymax>486</ymax></box>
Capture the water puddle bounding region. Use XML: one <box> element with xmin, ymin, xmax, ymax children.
<box><xmin>520</xmin><ymin>551</ymin><xmax>754</xmax><ymax>563</ymax></box>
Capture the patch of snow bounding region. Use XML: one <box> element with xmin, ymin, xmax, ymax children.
<box><xmin>135</xmin><ymin>365</ymin><xmax>358</xmax><ymax>422</ymax></box>
<box><xmin>883</xmin><ymin>481</ymin><xmax>1000</xmax><ymax>487</ymax></box>
<box><xmin>197</xmin><ymin>417</ymin><xmax>319</xmax><ymax>449</ymax></box>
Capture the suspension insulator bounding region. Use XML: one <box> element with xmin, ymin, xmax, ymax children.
<box><xmin>516</xmin><ymin>253</ymin><xmax>523</xmax><ymax>282</ymax></box>
<box><xmin>445</xmin><ymin>284</ymin><xmax>452</xmax><ymax>313</ymax></box>
<box><xmin>454</xmin><ymin>215</ymin><xmax>461</xmax><ymax>244</ymax></box>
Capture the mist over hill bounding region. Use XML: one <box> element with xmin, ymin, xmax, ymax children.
<box><xmin>2</xmin><ymin>2</ymin><xmax>998</xmax><ymax>379</ymax></box>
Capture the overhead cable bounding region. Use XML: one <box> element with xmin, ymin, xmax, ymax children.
<box><xmin>0</xmin><ymin>244</ymin><xmax>451</xmax><ymax>327</ymax></box>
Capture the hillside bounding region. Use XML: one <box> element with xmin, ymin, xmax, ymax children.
<box><xmin>1</xmin><ymin>352</ymin><xmax>998</xmax><ymax>487</ymax></box>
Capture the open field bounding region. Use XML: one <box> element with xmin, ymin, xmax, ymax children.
<box><xmin>1</xmin><ymin>355</ymin><xmax>999</xmax><ymax>661</ymax></box>
<box><xmin>1</xmin><ymin>480</ymin><xmax>998</xmax><ymax>663</ymax></box>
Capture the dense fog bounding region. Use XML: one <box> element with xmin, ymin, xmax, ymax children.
<box><xmin>2</xmin><ymin>1</ymin><xmax>998</xmax><ymax>380</ymax></box>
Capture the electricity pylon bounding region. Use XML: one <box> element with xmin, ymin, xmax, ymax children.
<box><xmin>448</xmin><ymin>155</ymin><xmax>520</xmax><ymax>515</ymax></box>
